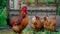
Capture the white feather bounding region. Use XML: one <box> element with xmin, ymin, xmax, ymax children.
<box><xmin>32</xmin><ymin>16</ymin><xmax>36</xmax><ymax>22</ymax></box>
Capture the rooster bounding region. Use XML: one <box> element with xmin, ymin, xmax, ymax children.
<box><xmin>31</xmin><ymin>15</ymin><xmax>44</xmax><ymax>32</ymax></box>
<box><xmin>7</xmin><ymin>5</ymin><xmax>28</xmax><ymax>34</ymax></box>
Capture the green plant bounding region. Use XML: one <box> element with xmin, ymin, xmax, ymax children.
<box><xmin>0</xmin><ymin>0</ymin><xmax>6</xmax><ymax>9</ymax></box>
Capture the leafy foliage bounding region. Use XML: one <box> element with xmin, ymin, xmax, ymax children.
<box><xmin>0</xmin><ymin>8</ymin><xmax>7</xmax><ymax>27</ymax></box>
<box><xmin>0</xmin><ymin>0</ymin><xmax>6</xmax><ymax>9</ymax></box>
<box><xmin>58</xmin><ymin>6</ymin><xmax>60</xmax><ymax>15</ymax></box>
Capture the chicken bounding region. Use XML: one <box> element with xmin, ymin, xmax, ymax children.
<box><xmin>31</xmin><ymin>15</ymin><xmax>43</xmax><ymax>32</ymax></box>
<box><xmin>44</xmin><ymin>16</ymin><xmax>56</xmax><ymax>31</ymax></box>
<box><xmin>7</xmin><ymin>5</ymin><xmax>28</xmax><ymax>34</ymax></box>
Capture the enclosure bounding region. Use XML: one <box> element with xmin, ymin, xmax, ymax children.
<box><xmin>0</xmin><ymin>0</ymin><xmax>60</xmax><ymax>34</ymax></box>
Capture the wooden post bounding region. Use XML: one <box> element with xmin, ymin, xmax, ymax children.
<box><xmin>35</xmin><ymin>0</ymin><xmax>38</xmax><ymax>6</ymax></box>
<box><xmin>11</xmin><ymin>0</ymin><xmax>14</xmax><ymax>9</ymax></box>
<box><xmin>37</xmin><ymin>0</ymin><xmax>38</xmax><ymax>6</ymax></box>
<box><xmin>6</xmin><ymin>0</ymin><xmax>10</xmax><ymax>15</ymax></box>
<box><xmin>18</xmin><ymin>0</ymin><xmax>22</xmax><ymax>10</ymax></box>
<box><xmin>55</xmin><ymin>0</ymin><xmax>58</xmax><ymax>15</ymax></box>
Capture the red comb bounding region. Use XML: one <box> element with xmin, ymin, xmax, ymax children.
<box><xmin>35</xmin><ymin>15</ymin><xmax>39</xmax><ymax>19</ymax></box>
<box><xmin>22</xmin><ymin>6</ymin><xmax>27</xmax><ymax>10</ymax></box>
<box><xmin>22</xmin><ymin>6</ymin><xmax>27</xmax><ymax>14</ymax></box>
